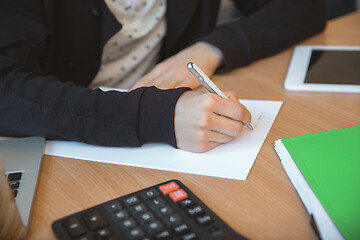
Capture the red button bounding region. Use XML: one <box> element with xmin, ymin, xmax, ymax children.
<box><xmin>169</xmin><ymin>189</ymin><xmax>188</xmax><ymax>202</ymax></box>
<box><xmin>159</xmin><ymin>181</ymin><xmax>179</xmax><ymax>195</ymax></box>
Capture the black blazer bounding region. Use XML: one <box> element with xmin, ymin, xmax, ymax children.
<box><xmin>0</xmin><ymin>0</ymin><xmax>327</xmax><ymax>147</ymax></box>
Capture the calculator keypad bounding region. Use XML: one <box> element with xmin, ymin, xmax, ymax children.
<box><xmin>53</xmin><ymin>180</ymin><xmax>246</xmax><ymax>240</ymax></box>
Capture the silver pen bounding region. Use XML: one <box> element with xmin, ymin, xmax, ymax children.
<box><xmin>187</xmin><ymin>62</ymin><xmax>253</xmax><ymax>130</ymax></box>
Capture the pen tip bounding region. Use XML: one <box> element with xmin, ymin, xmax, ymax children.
<box><xmin>247</xmin><ymin>124</ymin><xmax>254</xmax><ymax>130</ymax></box>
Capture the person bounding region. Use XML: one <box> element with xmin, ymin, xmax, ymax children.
<box><xmin>0</xmin><ymin>0</ymin><xmax>327</xmax><ymax>153</ymax></box>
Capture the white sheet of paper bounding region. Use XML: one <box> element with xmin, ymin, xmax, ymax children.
<box><xmin>45</xmin><ymin>99</ymin><xmax>282</xmax><ymax>180</ymax></box>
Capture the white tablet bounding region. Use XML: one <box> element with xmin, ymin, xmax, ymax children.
<box><xmin>284</xmin><ymin>45</ymin><xmax>360</xmax><ymax>93</ymax></box>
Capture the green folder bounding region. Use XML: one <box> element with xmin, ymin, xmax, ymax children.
<box><xmin>275</xmin><ymin>126</ymin><xmax>360</xmax><ymax>240</ymax></box>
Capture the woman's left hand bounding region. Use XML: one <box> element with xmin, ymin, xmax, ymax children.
<box><xmin>130</xmin><ymin>42</ymin><xmax>223</xmax><ymax>90</ymax></box>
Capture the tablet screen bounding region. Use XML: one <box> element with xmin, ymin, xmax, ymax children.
<box><xmin>305</xmin><ymin>50</ymin><xmax>360</xmax><ymax>85</ymax></box>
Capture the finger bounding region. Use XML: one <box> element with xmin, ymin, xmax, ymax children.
<box><xmin>131</xmin><ymin>77</ymin><xmax>152</xmax><ymax>90</ymax></box>
<box><xmin>157</xmin><ymin>75</ymin><xmax>183</xmax><ymax>89</ymax></box>
<box><xmin>196</xmin><ymin>141</ymin><xmax>222</xmax><ymax>153</ymax></box>
<box><xmin>195</xmin><ymin>131</ymin><xmax>233</xmax><ymax>153</ymax></box>
<box><xmin>175</xmin><ymin>78</ymin><xmax>202</xmax><ymax>89</ymax></box>
<box><xmin>130</xmin><ymin>67</ymin><xmax>162</xmax><ymax>90</ymax></box>
<box><xmin>213</xmin><ymin>97</ymin><xmax>252</xmax><ymax>126</ymax></box>
<box><xmin>138</xmin><ymin>75</ymin><xmax>168</xmax><ymax>89</ymax></box>
<box><xmin>131</xmin><ymin>78</ymin><xmax>149</xmax><ymax>90</ymax></box>
<box><xmin>202</xmin><ymin>141</ymin><xmax>222</xmax><ymax>152</ymax></box>
<box><xmin>207</xmin><ymin>112</ymin><xmax>244</xmax><ymax>137</ymax></box>
<box><xmin>205</xmin><ymin>129</ymin><xmax>235</xmax><ymax>143</ymax></box>
<box><xmin>157</xmin><ymin>65</ymin><xmax>194</xmax><ymax>89</ymax></box>
<box><xmin>147</xmin><ymin>74</ymin><xmax>177</xmax><ymax>89</ymax></box>
<box><xmin>175</xmin><ymin>130</ymin><xmax>223</xmax><ymax>153</ymax></box>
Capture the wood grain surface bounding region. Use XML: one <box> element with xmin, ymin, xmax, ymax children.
<box><xmin>25</xmin><ymin>11</ymin><xmax>360</xmax><ymax>240</ymax></box>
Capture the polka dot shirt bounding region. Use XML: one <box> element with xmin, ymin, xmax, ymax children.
<box><xmin>90</xmin><ymin>0</ymin><xmax>166</xmax><ymax>89</ymax></box>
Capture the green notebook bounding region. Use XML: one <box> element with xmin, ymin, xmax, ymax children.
<box><xmin>275</xmin><ymin>126</ymin><xmax>360</xmax><ymax>240</ymax></box>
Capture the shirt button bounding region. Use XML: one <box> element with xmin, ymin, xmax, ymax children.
<box><xmin>90</xmin><ymin>8</ymin><xmax>100</xmax><ymax>18</ymax></box>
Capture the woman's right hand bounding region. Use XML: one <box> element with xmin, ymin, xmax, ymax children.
<box><xmin>174</xmin><ymin>90</ymin><xmax>252</xmax><ymax>153</ymax></box>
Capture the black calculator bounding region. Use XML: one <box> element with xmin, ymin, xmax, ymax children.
<box><xmin>52</xmin><ymin>179</ymin><xmax>247</xmax><ymax>240</ymax></box>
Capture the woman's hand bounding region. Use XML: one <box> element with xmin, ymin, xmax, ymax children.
<box><xmin>130</xmin><ymin>42</ymin><xmax>223</xmax><ymax>90</ymax></box>
<box><xmin>174</xmin><ymin>90</ymin><xmax>251</xmax><ymax>153</ymax></box>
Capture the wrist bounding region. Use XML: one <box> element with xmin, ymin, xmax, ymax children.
<box><xmin>195</xmin><ymin>41</ymin><xmax>224</xmax><ymax>69</ymax></box>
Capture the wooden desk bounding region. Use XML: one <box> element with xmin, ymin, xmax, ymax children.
<box><xmin>26</xmin><ymin>11</ymin><xmax>360</xmax><ymax>240</ymax></box>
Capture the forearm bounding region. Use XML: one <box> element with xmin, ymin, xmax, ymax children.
<box><xmin>199</xmin><ymin>0</ymin><xmax>328</xmax><ymax>72</ymax></box>
<box><xmin>0</xmin><ymin>67</ymin><xmax>188</xmax><ymax>147</ymax></box>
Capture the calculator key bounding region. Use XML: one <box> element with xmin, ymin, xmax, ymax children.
<box><xmin>75</xmin><ymin>234</ymin><xmax>95</xmax><ymax>240</ymax></box>
<box><xmin>10</xmin><ymin>181</ymin><xmax>20</xmax><ymax>189</ymax></box>
<box><xmin>104</xmin><ymin>201</ymin><xmax>122</xmax><ymax>212</ymax></box>
<box><xmin>7</xmin><ymin>172</ymin><xmax>22</xmax><ymax>181</ymax></box>
<box><xmin>156</xmin><ymin>205</ymin><xmax>173</xmax><ymax>216</ymax></box>
<box><xmin>112</xmin><ymin>209</ymin><xmax>129</xmax><ymax>221</ymax></box>
<box><xmin>12</xmin><ymin>189</ymin><xmax>18</xmax><ymax>198</ymax></box>
<box><xmin>123</xmin><ymin>195</ymin><xmax>141</xmax><ymax>206</ymax></box>
<box><xmin>144</xmin><ymin>220</ymin><xmax>163</xmax><ymax>236</ymax></box>
<box><xmin>131</xmin><ymin>203</ymin><xmax>147</xmax><ymax>215</ymax></box>
<box><xmin>95</xmin><ymin>227</ymin><xmax>112</xmax><ymax>238</ymax></box>
<box><xmin>182</xmin><ymin>232</ymin><xmax>198</xmax><ymax>240</ymax></box>
<box><xmin>82</xmin><ymin>211</ymin><xmax>108</xmax><ymax>230</ymax></box>
<box><xmin>162</xmin><ymin>213</ymin><xmax>182</xmax><ymax>228</ymax></box>
<box><xmin>187</xmin><ymin>206</ymin><xmax>203</xmax><ymax>217</ymax></box>
<box><xmin>127</xmin><ymin>227</ymin><xmax>145</xmax><ymax>239</ymax></box>
<box><xmin>173</xmin><ymin>223</ymin><xmax>191</xmax><ymax>235</ymax></box>
<box><xmin>139</xmin><ymin>212</ymin><xmax>156</xmax><ymax>223</ymax></box>
<box><xmin>119</xmin><ymin>218</ymin><xmax>137</xmax><ymax>230</ymax></box>
<box><xmin>208</xmin><ymin>225</ymin><xmax>223</xmax><ymax>236</ymax></box>
<box><xmin>179</xmin><ymin>199</ymin><xmax>195</xmax><ymax>209</ymax></box>
<box><xmin>159</xmin><ymin>181</ymin><xmax>179</xmax><ymax>195</ymax></box>
<box><xmin>169</xmin><ymin>189</ymin><xmax>188</xmax><ymax>202</ymax></box>
<box><xmin>147</xmin><ymin>197</ymin><xmax>165</xmax><ymax>210</ymax></box>
<box><xmin>155</xmin><ymin>230</ymin><xmax>172</xmax><ymax>240</ymax></box>
<box><xmin>62</xmin><ymin>217</ymin><xmax>86</xmax><ymax>238</ymax></box>
<box><xmin>195</xmin><ymin>215</ymin><xmax>214</xmax><ymax>226</ymax></box>
<box><xmin>139</xmin><ymin>188</ymin><xmax>160</xmax><ymax>201</ymax></box>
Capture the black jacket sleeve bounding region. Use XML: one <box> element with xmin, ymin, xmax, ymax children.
<box><xmin>200</xmin><ymin>0</ymin><xmax>328</xmax><ymax>72</ymax></box>
<box><xmin>0</xmin><ymin>2</ymin><xmax>189</xmax><ymax>147</ymax></box>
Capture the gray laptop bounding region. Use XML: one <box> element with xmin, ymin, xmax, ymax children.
<box><xmin>0</xmin><ymin>137</ymin><xmax>45</xmax><ymax>226</ymax></box>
